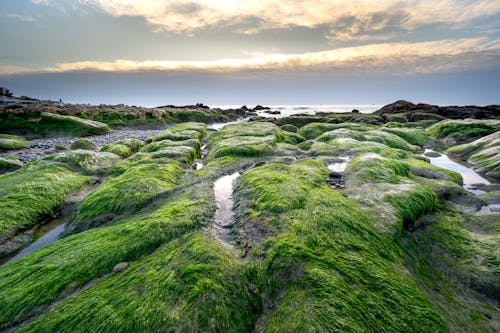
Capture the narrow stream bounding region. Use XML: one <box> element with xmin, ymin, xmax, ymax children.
<box><xmin>211</xmin><ymin>172</ymin><xmax>240</xmax><ymax>250</ymax></box>
<box><xmin>424</xmin><ymin>149</ymin><xmax>490</xmax><ymax>195</ymax></box>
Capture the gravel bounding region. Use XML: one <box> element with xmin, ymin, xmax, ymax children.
<box><xmin>0</xmin><ymin>128</ymin><xmax>164</xmax><ymax>162</ymax></box>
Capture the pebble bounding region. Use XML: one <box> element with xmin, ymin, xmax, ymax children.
<box><xmin>0</xmin><ymin>128</ymin><xmax>163</xmax><ymax>162</ymax></box>
<box><xmin>112</xmin><ymin>262</ymin><xmax>129</xmax><ymax>272</ymax></box>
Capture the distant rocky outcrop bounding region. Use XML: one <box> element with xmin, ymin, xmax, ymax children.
<box><xmin>375</xmin><ymin>100</ymin><xmax>500</xmax><ymax>120</ymax></box>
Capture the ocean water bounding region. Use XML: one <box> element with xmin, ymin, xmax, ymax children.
<box><xmin>211</xmin><ymin>104</ymin><xmax>382</xmax><ymax>118</ymax></box>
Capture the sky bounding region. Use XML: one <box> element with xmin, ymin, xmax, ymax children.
<box><xmin>0</xmin><ymin>0</ymin><xmax>499</xmax><ymax>107</ymax></box>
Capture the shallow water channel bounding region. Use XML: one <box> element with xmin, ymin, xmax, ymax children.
<box><xmin>211</xmin><ymin>172</ymin><xmax>240</xmax><ymax>250</ymax></box>
<box><xmin>424</xmin><ymin>149</ymin><xmax>490</xmax><ymax>195</ymax></box>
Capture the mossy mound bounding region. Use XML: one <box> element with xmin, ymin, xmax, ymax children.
<box><xmin>142</xmin><ymin>138</ymin><xmax>200</xmax><ymax>152</ymax></box>
<box><xmin>307</xmin><ymin>138</ymin><xmax>411</xmax><ymax>159</ymax></box>
<box><xmin>280</xmin><ymin>124</ymin><xmax>298</xmax><ymax>132</ymax></box>
<box><xmin>69</xmin><ymin>161</ymin><xmax>184</xmax><ymax>233</ymax></box>
<box><xmin>145</xmin><ymin>122</ymin><xmax>207</xmax><ymax>143</ymax></box>
<box><xmin>207</xmin><ymin>122</ymin><xmax>284</xmax><ymax>159</ymax></box>
<box><xmin>478</xmin><ymin>191</ymin><xmax>500</xmax><ymax>205</ymax></box>
<box><xmin>0</xmin><ymin>134</ymin><xmax>30</xmax><ymax>150</ymax></box>
<box><xmin>100</xmin><ymin>138</ymin><xmax>142</xmax><ymax>158</ymax></box>
<box><xmin>232</xmin><ymin>160</ymin><xmax>446</xmax><ymax>331</ymax></box>
<box><xmin>151</xmin><ymin>146</ymin><xmax>197</xmax><ymax>163</ymax></box>
<box><xmin>0</xmin><ymin>163</ymin><xmax>89</xmax><ymax>243</ymax></box>
<box><xmin>70</xmin><ymin>138</ymin><xmax>97</xmax><ymax>150</ymax></box>
<box><xmin>297</xmin><ymin>122</ymin><xmax>373</xmax><ymax>139</ymax></box>
<box><xmin>427</xmin><ymin>119</ymin><xmax>500</xmax><ymax>145</ymax></box>
<box><xmin>363</xmin><ymin>130</ymin><xmax>420</xmax><ymax>152</ymax></box>
<box><xmin>0</xmin><ymin>157</ymin><xmax>23</xmax><ymax>174</ymax></box>
<box><xmin>379</xmin><ymin>127</ymin><xmax>430</xmax><ymax>146</ymax></box>
<box><xmin>35</xmin><ymin>112</ymin><xmax>110</xmax><ymax>137</ymax></box>
<box><xmin>40</xmin><ymin>150</ymin><xmax>121</xmax><ymax>175</ymax></box>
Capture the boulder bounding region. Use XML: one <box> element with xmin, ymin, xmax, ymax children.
<box><xmin>36</xmin><ymin>112</ymin><xmax>110</xmax><ymax>137</ymax></box>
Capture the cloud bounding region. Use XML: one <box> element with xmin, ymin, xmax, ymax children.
<box><xmin>3</xmin><ymin>14</ymin><xmax>36</xmax><ymax>22</ymax></box>
<box><xmin>2</xmin><ymin>37</ymin><xmax>498</xmax><ymax>75</ymax></box>
<box><xmin>74</xmin><ymin>0</ymin><xmax>500</xmax><ymax>38</ymax></box>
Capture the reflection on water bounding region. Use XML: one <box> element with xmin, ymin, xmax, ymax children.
<box><xmin>6</xmin><ymin>220</ymin><xmax>67</xmax><ymax>264</ymax></box>
<box><xmin>327</xmin><ymin>157</ymin><xmax>350</xmax><ymax>173</ymax></box>
<box><xmin>424</xmin><ymin>149</ymin><xmax>490</xmax><ymax>195</ymax></box>
<box><xmin>212</xmin><ymin>172</ymin><xmax>240</xmax><ymax>248</ymax></box>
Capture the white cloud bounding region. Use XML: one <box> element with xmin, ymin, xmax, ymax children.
<box><xmin>75</xmin><ymin>0</ymin><xmax>500</xmax><ymax>37</ymax></box>
<box><xmin>4</xmin><ymin>14</ymin><xmax>36</xmax><ymax>22</ymax></box>
<box><xmin>2</xmin><ymin>37</ymin><xmax>498</xmax><ymax>75</ymax></box>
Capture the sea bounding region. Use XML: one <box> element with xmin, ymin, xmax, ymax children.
<box><xmin>210</xmin><ymin>104</ymin><xmax>382</xmax><ymax>118</ymax></box>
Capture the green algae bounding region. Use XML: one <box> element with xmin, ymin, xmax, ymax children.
<box><xmin>36</xmin><ymin>112</ymin><xmax>110</xmax><ymax>137</ymax></box>
<box><xmin>69</xmin><ymin>138</ymin><xmax>97</xmax><ymax>150</ymax></box>
<box><xmin>70</xmin><ymin>161</ymin><xmax>184</xmax><ymax>233</ymax></box>
<box><xmin>233</xmin><ymin>160</ymin><xmax>447</xmax><ymax>332</ymax></box>
<box><xmin>0</xmin><ymin>134</ymin><xmax>30</xmax><ymax>150</ymax></box>
<box><xmin>0</xmin><ymin>163</ymin><xmax>89</xmax><ymax>243</ymax></box>
<box><xmin>100</xmin><ymin>138</ymin><xmax>142</xmax><ymax>158</ymax></box>
<box><xmin>427</xmin><ymin>119</ymin><xmax>500</xmax><ymax>144</ymax></box>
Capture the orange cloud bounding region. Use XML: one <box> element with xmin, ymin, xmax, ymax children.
<box><xmin>1</xmin><ymin>37</ymin><xmax>498</xmax><ymax>75</ymax></box>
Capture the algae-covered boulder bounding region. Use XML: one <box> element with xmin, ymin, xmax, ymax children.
<box><xmin>0</xmin><ymin>134</ymin><xmax>30</xmax><ymax>150</ymax></box>
<box><xmin>145</xmin><ymin>122</ymin><xmax>207</xmax><ymax>143</ymax></box>
<box><xmin>70</xmin><ymin>138</ymin><xmax>97</xmax><ymax>150</ymax></box>
<box><xmin>297</xmin><ymin>122</ymin><xmax>373</xmax><ymax>139</ymax></box>
<box><xmin>0</xmin><ymin>157</ymin><xmax>23</xmax><ymax>174</ymax></box>
<box><xmin>41</xmin><ymin>150</ymin><xmax>121</xmax><ymax>175</ymax></box>
<box><xmin>0</xmin><ymin>162</ymin><xmax>89</xmax><ymax>243</ymax></box>
<box><xmin>207</xmin><ymin>122</ymin><xmax>284</xmax><ymax>159</ymax></box>
<box><xmin>36</xmin><ymin>112</ymin><xmax>110</xmax><ymax>137</ymax></box>
<box><xmin>100</xmin><ymin>138</ymin><xmax>142</xmax><ymax>158</ymax></box>
<box><xmin>427</xmin><ymin>119</ymin><xmax>500</xmax><ymax>145</ymax></box>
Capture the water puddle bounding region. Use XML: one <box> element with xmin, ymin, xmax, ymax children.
<box><xmin>6</xmin><ymin>222</ymin><xmax>67</xmax><ymax>264</ymax></box>
<box><xmin>211</xmin><ymin>172</ymin><xmax>240</xmax><ymax>250</ymax></box>
<box><xmin>327</xmin><ymin>157</ymin><xmax>350</xmax><ymax>173</ymax></box>
<box><xmin>424</xmin><ymin>149</ymin><xmax>490</xmax><ymax>195</ymax></box>
<box><xmin>194</xmin><ymin>162</ymin><xmax>204</xmax><ymax>170</ymax></box>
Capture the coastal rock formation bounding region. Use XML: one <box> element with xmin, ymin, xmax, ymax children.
<box><xmin>375</xmin><ymin>100</ymin><xmax>500</xmax><ymax>120</ymax></box>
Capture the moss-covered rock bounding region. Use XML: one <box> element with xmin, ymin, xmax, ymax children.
<box><xmin>145</xmin><ymin>122</ymin><xmax>207</xmax><ymax>143</ymax></box>
<box><xmin>100</xmin><ymin>138</ymin><xmax>142</xmax><ymax>158</ymax></box>
<box><xmin>0</xmin><ymin>134</ymin><xmax>30</xmax><ymax>150</ymax></box>
<box><xmin>35</xmin><ymin>112</ymin><xmax>110</xmax><ymax>137</ymax></box>
<box><xmin>427</xmin><ymin>119</ymin><xmax>500</xmax><ymax>145</ymax></box>
<box><xmin>70</xmin><ymin>138</ymin><xmax>97</xmax><ymax>150</ymax></box>
<box><xmin>280</xmin><ymin>124</ymin><xmax>298</xmax><ymax>132</ymax></box>
<box><xmin>478</xmin><ymin>191</ymin><xmax>500</xmax><ymax>205</ymax></box>
<box><xmin>379</xmin><ymin>127</ymin><xmax>429</xmax><ymax>146</ymax></box>
<box><xmin>40</xmin><ymin>150</ymin><xmax>121</xmax><ymax>175</ymax></box>
<box><xmin>0</xmin><ymin>163</ymin><xmax>89</xmax><ymax>243</ymax></box>
<box><xmin>232</xmin><ymin>159</ymin><xmax>446</xmax><ymax>332</ymax></box>
<box><xmin>207</xmin><ymin>122</ymin><xmax>284</xmax><ymax>159</ymax></box>
<box><xmin>0</xmin><ymin>157</ymin><xmax>23</xmax><ymax>174</ymax></box>
<box><xmin>69</xmin><ymin>161</ymin><xmax>184</xmax><ymax>233</ymax></box>
<box><xmin>297</xmin><ymin>122</ymin><xmax>373</xmax><ymax>139</ymax></box>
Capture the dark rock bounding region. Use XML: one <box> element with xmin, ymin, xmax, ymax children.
<box><xmin>375</xmin><ymin>100</ymin><xmax>500</xmax><ymax>120</ymax></box>
<box><xmin>253</xmin><ymin>105</ymin><xmax>270</xmax><ymax>111</ymax></box>
<box><xmin>484</xmin><ymin>313</ymin><xmax>493</xmax><ymax>319</ymax></box>
<box><xmin>264</xmin><ymin>110</ymin><xmax>281</xmax><ymax>115</ymax></box>
<box><xmin>351</xmin><ymin>109</ymin><xmax>360</xmax><ymax>113</ymax></box>
<box><xmin>329</xmin><ymin>171</ymin><xmax>342</xmax><ymax>178</ymax></box>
